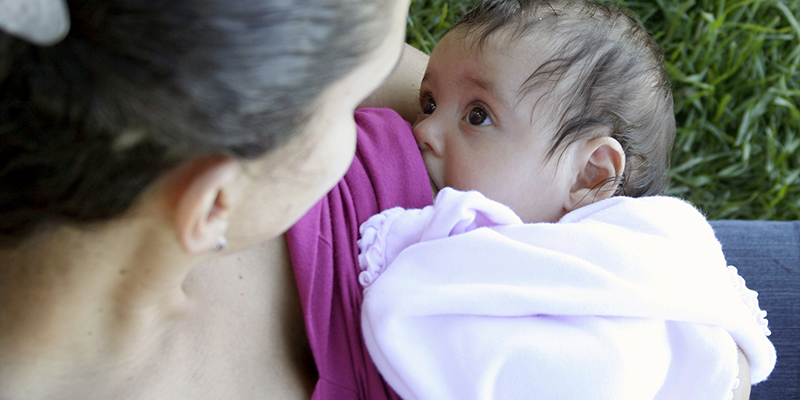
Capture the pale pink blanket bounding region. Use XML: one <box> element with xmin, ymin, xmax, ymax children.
<box><xmin>358</xmin><ymin>188</ymin><xmax>775</xmax><ymax>400</ymax></box>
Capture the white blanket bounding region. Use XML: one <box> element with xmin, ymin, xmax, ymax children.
<box><xmin>359</xmin><ymin>188</ymin><xmax>775</xmax><ymax>400</ymax></box>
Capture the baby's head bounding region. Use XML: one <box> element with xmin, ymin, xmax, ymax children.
<box><xmin>414</xmin><ymin>0</ymin><xmax>675</xmax><ymax>223</ymax></box>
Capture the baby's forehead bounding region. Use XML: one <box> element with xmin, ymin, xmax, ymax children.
<box><xmin>451</xmin><ymin>28</ymin><xmax>566</xmax><ymax>97</ymax></box>
<box><xmin>456</xmin><ymin>19</ymin><xmax>570</xmax><ymax>58</ymax></box>
<box><xmin>454</xmin><ymin>28</ymin><xmax>563</xmax><ymax>87</ymax></box>
<box><xmin>454</xmin><ymin>24</ymin><xmax>556</xmax><ymax>57</ymax></box>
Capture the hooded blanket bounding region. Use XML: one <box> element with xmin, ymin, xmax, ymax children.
<box><xmin>358</xmin><ymin>188</ymin><xmax>775</xmax><ymax>400</ymax></box>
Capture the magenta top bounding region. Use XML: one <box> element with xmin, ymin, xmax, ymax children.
<box><xmin>285</xmin><ymin>108</ymin><xmax>433</xmax><ymax>400</ymax></box>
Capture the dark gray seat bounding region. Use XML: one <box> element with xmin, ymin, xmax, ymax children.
<box><xmin>711</xmin><ymin>220</ymin><xmax>800</xmax><ymax>399</ymax></box>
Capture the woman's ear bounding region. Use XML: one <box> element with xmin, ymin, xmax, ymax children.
<box><xmin>567</xmin><ymin>137</ymin><xmax>625</xmax><ymax>211</ymax></box>
<box><xmin>169</xmin><ymin>156</ymin><xmax>241</xmax><ymax>254</ymax></box>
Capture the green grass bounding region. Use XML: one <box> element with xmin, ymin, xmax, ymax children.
<box><xmin>407</xmin><ymin>0</ymin><xmax>800</xmax><ymax>220</ymax></box>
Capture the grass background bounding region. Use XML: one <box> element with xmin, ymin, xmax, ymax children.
<box><xmin>406</xmin><ymin>0</ymin><xmax>800</xmax><ymax>220</ymax></box>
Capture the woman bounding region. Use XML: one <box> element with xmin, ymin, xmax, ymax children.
<box><xmin>0</xmin><ymin>0</ymin><xmax>411</xmax><ymax>398</ymax></box>
<box><xmin>0</xmin><ymin>1</ymin><xmax>753</xmax><ymax>399</ymax></box>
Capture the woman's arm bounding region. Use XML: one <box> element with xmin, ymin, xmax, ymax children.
<box><xmin>359</xmin><ymin>44</ymin><xmax>429</xmax><ymax>122</ymax></box>
<box><xmin>733</xmin><ymin>347</ymin><xmax>751</xmax><ymax>400</ymax></box>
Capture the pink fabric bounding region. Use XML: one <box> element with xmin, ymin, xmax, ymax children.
<box><xmin>286</xmin><ymin>108</ymin><xmax>433</xmax><ymax>400</ymax></box>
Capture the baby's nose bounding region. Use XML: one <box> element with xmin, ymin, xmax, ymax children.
<box><xmin>412</xmin><ymin>116</ymin><xmax>444</xmax><ymax>156</ymax></box>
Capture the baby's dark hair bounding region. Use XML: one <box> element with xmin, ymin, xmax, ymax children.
<box><xmin>0</xmin><ymin>0</ymin><xmax>389</xmax><ymax>246</ymax></box>
<box><xmin>455</xmin><ymin>0</ymin><xmax>675</xmax><ymax>197</ymax></box>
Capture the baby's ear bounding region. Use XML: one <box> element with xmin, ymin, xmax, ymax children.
<box><xmin>567</xmin><ymin>137</ymin><xmax>625</xmax><ymax>211</ymax></box>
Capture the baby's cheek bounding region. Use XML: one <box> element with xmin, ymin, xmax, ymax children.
<box><xmin>420</xmin><ymin>154</ymin><xmax>443</xmax><ymax>189</ymax></box>
<box><xmin>445</xmin><ymin>170</ymin><xmax>485</xmax><ymax>194</ymax></box>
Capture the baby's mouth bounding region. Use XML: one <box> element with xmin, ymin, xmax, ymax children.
<box><xmin>428</xmin><ymin>174</ymin><xmax>440</xmax><ymax>197</ymax></box>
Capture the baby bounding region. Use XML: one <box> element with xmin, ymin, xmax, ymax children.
<box><xmin>357</xmin><ymin>0</ymin><xmax>776</xmax><ymax>399</ymax></box>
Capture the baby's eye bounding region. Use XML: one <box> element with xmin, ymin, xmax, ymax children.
<box><xmin>467</xmin><ymin>107</ymin><xmax>492</xmax><ymax>126</ymax></box>
<box><xmin>421</xmin><ymin>97</ymin><xmax>436</xmax><ymax>114</ymax></box>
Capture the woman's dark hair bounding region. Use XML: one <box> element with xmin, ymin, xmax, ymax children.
<box><xmin>454</xmin><ymin>0</ymin><xmax>676</xmax><ymax>198</ymax></box>
<box><xmin>0</xmin><ymin>0</ymin><xmax>389</xmax><ymax>246</ymax></box>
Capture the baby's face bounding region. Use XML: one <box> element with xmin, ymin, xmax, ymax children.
<box><xmin>414</xmin><ymin>30</ymin><xmax>577</xmax><ymax>223</ymax></box>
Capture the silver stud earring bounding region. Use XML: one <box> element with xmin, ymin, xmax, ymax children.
<box><xmin>212</xmin><ymin>236</ymin><xmax>228</xmax><ymax>252</ymax></box>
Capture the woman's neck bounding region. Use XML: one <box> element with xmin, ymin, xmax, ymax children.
<box><xmin>0</xmin><ymin>220</ymin><xmax>196</xmax><ymax>397</ymax></box>
<box><xmin>0</xmin><ymin>222</ymin><xmax>315</xmax><ymax>400</ymax></box>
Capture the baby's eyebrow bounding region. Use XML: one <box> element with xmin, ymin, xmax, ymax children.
<box><xmin>420</xmin><ymin>72</ymin><xmax>511</xmax><ymax>110</ymax></box>
<box><xmin>466</xmin><ymin>76</ymin><xmax>493</xmax><ymax>93</ymax></box>
<box><xmin>465</xmin><ymin>76</ymin><xmax>510</xmax><ymax>109</ymax></box>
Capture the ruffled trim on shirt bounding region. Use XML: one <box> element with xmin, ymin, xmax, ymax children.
<box><xmin>727</xmin><ymin>265</ymin><xmax>771</xmax><ymax>337</ymax></box>
<box><xmin>724</xmin><ymin>374</ymin><xmax>740</xmax><ymax>400</ymax></box>
<box><xmin>723</xmin><ymin>266</ymin><xmax>768</xmax><ymax>397</ymax></box>
<box><xmin>723</xmin><ymin>266</ymin><xmax>769</xmax><ymax>398</ymax></box>
<box><xmin>358</xmin><ymin>207</ymin><xmax>404</xmax><ymax>288</ymax></box>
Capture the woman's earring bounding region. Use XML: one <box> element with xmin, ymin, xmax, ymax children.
<box><xmin>212</xmin><ymin>236</ymin><xmax>228</xmax><ymax>252</ymax></box>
